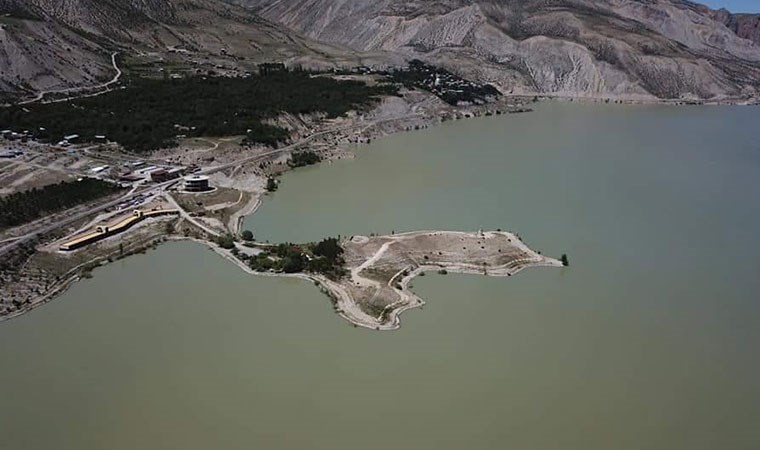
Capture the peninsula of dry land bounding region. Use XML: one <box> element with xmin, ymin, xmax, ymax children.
<box><xmin>328</xmin><ymin>231</ymin><xmax>563</xmax><ymax>330</ymax></box>
<box><xmin>214</xmin><ymin>230</ymin><xmax>563</xmax><ymax>330</ymax></box>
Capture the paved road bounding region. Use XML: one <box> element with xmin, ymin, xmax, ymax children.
<box><xmin>0</xmin><ymin>179</ymin><xmax>176</xmax><ymax>257</ymax></box>
<box><xmin>0</xmin><ymin>113</ymin><xmax>420</xmax><ymax>257</ymax></box>
<box><xmin>163</xmin><ymin>192</ymin><xmax>221</xmax><ymax>238</ymax></box>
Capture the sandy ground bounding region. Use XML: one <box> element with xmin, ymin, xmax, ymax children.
<box><xmin>331</xmin><ymin>230</ymin><xmax>563</xmax><ymax>330</ymax></box>
<box><xmin>194</xmin><ymin>230</ymin><xmax>564</xmax><ymax>331</ymax></box>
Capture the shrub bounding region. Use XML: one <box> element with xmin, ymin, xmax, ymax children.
<box><xmin>215</xmin><ymin>234</ymin><xmax>236</xmax><ymax>249</ymax></box>
<box><xmin>312</xmin><ymin>237</ymin><xmax>343</xmax><ymax>262</ymax></box>
<box><xmin>288</xmin><ymin>151</ymin><xmax>321</xmax><ymax>168</ymax></box>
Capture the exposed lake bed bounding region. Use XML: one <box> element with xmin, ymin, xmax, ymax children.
<box><xmin>2</xmin><ymin>102</ymin><xmax>759</xmax><ymax>449</ymax></box>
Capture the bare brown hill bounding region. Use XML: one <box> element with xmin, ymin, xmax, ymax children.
<box><xmin>236</xmin><ymin>0</ymin><xmax>760</xmax><ymax>101</ymax></box>
<box><xmin>3</xmin><ymin>0</ymin><xmax>760</xmax><ymax>102</ymax></box>
<box><xmin>0</xmin><ymin>0</ymin><xmax>355</xmax><ymax>102</ymax></box>
<box><xmin>707</xmin><ymin>8</ymin><xmax>760</xmax><ymax>46</ymax></box>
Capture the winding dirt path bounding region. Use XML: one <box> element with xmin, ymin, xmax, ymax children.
<box><xmin>18</xmin><ymin>52</ymin><xmax>122</xmax><ymax>105</ymax></box>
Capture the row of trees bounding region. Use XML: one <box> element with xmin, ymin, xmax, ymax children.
<box><xmin>0</xmin><ymin>72</ymin><xmax>398</xmax><ymax>152</ymax></box>
<box><xmin>0</xmin><ymin>178</ymin><xmax>122</xmax><ymax>229</ymax></box>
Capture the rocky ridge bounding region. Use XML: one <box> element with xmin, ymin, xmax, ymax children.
<box><xmin>237</xmin><ymin>0</ymin><xmax>760</xmax><ymax>101</ymax></box>
<box><xmin>2</xmin><ymin>0</ymin><xmax>760</xmax><ymax>102</ymax></box>
<box><xmin>0</xmin><ymin>0</ymin><xmax>355</xmax><ymax>101</ymax></box>
<box><xmin>707</xmin><ymin>8</ymin><xmax>760</xmax><ymax>45</ymax></box>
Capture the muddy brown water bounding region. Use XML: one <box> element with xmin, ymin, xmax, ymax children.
<box><xmin>2</xmin><ymin>103</ymin><xmax>760</xmax><ymax>450</ymax></box>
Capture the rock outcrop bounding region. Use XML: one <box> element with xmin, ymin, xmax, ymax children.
<box><xmin>707</xmin><ymin>8</ymin><xmax>760</xmax><ymax>46</ymax></box>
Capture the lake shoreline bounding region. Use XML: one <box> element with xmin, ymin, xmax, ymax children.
<box><xmin>201</xmin><ymin>230</ymin><xmax>563</xmax><ymax>331</ymax></box>
<box><xmin>0</xmin><ymin>89</ymin><xmax>724</xmax><ymax>324</ymax></box>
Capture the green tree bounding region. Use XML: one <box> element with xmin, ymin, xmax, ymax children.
<box><xmin>282</xmin><ymin>254</ymin><xmax>305</xmax><ymax>273</ymax></box>
<box><xmin>241</xmin><ymin>230</ymin><xmax>254</xmax><ymax>241</ymax></box>
<box><xmin>216</xmin><ymin>234</ymin><xmax>236</xmax><ymax>249</ymax></box>
<box><xmin>312</xmin><ymin>237</ymin><xmax>343</xmax><ymax>262</ymax></box>
<box><xmin>288</xmin><ymin>151</ymin><xmax>321</xmax><ymax>168</ymax></box>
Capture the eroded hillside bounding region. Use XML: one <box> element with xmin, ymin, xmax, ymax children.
<box><xmin>3</xmin><ymin>0</ymin><xmax>759</xmax><ymax>102</ymax></box>
<box><xmin>0</xmin><ymin>0</ymin><xmax>358</xmax><ymax>102</ymax></box>
<box><xmin>238</xmin><ymin>0</ymin><xmax>760</xmax><ymax>100</ymax></box>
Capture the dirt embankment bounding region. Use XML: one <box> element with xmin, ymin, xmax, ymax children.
<box><xmin>322</xmin><ymin>230</ymin><xmax>563</xmax><ymax>330</ymax></box>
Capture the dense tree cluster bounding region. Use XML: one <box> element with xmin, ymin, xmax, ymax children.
<box><xmin>0</xmin><ymin>72</ymin><xmax>398</xmax><ymax>152</ymax></box>
<box><xmin>215</xmin><ymin>234</ymin><xmax>236</xmax><ymax>250</ymax></box>
<box><xmin>245</xmin><ymin>237</ymin><xmax>345</xmax><ymax>279</ymax></box>
<box><xmin>287</xmin><ymin>150</ymin><xmax>321</xmax><ymax>168</ymax></box>
<box><xmin>312</xmin><ymin>237</ymin><xmax>342</xmax><ymax>262</ymax></box>
<box><xmin>387</xmin><ymin>60</ymin><xmax>500</xmax><ymax>105</ymax></box>
<box><xmin>274</xmin><ymin>243</ymin><xmax>307</xmax><ymax>273</ymax></box>
<box><xmin>0</xmin><ymin>178</ymin><xmax>122</xmax><ymax>230</ymax></box>
<box><xmin>308</xmin><ymin>237</ymin><xmax>346</xmax><ymax>279</ymax></box>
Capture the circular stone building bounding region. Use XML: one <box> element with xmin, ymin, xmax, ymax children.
<box><xmin>183</xmin><ymin>175</ymin><xmax>211</xmax><ymax>192</ymax></box>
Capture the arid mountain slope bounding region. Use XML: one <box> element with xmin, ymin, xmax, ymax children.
<box><xmin>0</xmin><ymin>0</ymin><xmax>354</xmax><ymax>101</ymax></box>
<box><xmin>239</xmin><ymin>0</ymin><xmax>760</xmax><ymax>100</ymax></box>
<box><xmin>707</xmin><ymin>8</ymin><xmax>760</xmax><ymax>45</ymax></box>
<box><xmin>3</xmin><ymin>0</ymin><xmax>759</xmax><ymax>102</ymax></box>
